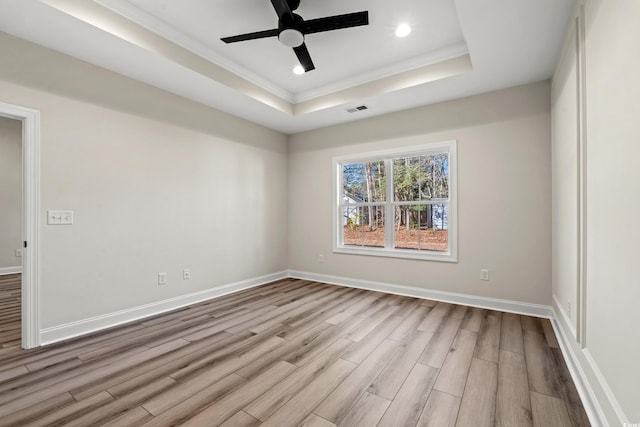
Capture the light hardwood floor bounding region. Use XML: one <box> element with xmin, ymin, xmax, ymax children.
<box><xmin>0</xmin><ymin>274</ymin><xmax>21</xmax><ymax>354</ymax></box>
<box><xmin>0</xmin><ymin>278</ymin><xmax>590</xmax><ymax>426</ymax></box>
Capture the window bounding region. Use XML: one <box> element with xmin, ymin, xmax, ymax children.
<box><xmin>333</xmin><ymin>141</ymin><xmax>457</xmax><ymax>262</ymax></box>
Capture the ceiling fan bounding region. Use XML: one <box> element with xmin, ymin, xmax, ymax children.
<box><xmin>220</xmin><ymin>0</ymin><xmax>369</xmax><ymax>73</ymax></box>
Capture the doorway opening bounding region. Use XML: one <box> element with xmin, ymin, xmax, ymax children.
<box><xmin>0</xmin><ymin>274</ymin><xmax>21</xmax><ymax>352</ymax></box>
<box><xmin>0</xmin><ymin>101</ymin><xmax>40</xmax><ymax>349</ymax></box>
<box><xmin>0</xmin><ymin>116</ymin><xmax>23</xmax><ymax>352</ymax></box>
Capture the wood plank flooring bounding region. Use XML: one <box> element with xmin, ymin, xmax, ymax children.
<box><xmin>0</xmin><ymin>274</ymin><xmax>21</xmax><ymax>354</ymax></box>
<box><xmin>0</xmin><ymin>278</ymin><xmax>590</xmax><ymax>426</ymax></box>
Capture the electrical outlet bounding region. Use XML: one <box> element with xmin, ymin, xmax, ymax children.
<box><xmin>480</xmin><ymin>269</ymin><xmax>490</xmax><ymax>281</ymax></box>
<box><xmin>158</xmin><ymin>272</ymin><xmax>167</xmax><ymax>285</ymax></box>
<box><xmin>318</xmin><ymin>254</ymin><xmax>325</xmax><ymax>263</ymax></box>
<box><xmin>15</xmin><ymin>249</ymin><xmax>23</xmax><ymax>257</ymax></box>
<box><xmin>183</xmin><ymin>269</ymin><xmax>191</xmax><ymax>280</ymax></box>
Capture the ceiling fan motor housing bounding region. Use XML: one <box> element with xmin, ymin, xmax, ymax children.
<box><xmin>286</xmin><ymin>0</ymin><xmax>300</xmax><ymax>11</ymax></box>
<box><xmin>278</xmin><ymin>13</ymin><xmax>304</xmax><ymax>47</ymax></box>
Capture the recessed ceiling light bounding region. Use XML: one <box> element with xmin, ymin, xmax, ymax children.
<box><xmin>293</xmin><ymin>65</ymin><xmax>305</xmax><ymax>75</ymax></box>
<box><xmin>395</xmin><ymin>23</ymin><xmax>411</xmax><ymax>38</ymax></box>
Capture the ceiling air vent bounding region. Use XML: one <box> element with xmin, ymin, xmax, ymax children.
<box><xmin>346</xmin><ymin>105</ymin><xmax>368</xmax><ymax>113</ymax></box>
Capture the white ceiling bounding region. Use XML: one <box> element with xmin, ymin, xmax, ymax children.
<box><xmin>0</xmin><ymin>0</ymin><xmax>575</xmax><ymax>134</ymax></box>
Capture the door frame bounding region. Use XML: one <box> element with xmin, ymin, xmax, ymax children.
<box><xmin>0</xmin><ymin>101</ymin><xmax>40</xmax><ymax>349</ymax></box>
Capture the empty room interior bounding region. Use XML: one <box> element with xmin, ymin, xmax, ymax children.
<box><xmin>0</xmin><ymin>0</ymin><xmax>638</xmax><ymax>426</ymax></box>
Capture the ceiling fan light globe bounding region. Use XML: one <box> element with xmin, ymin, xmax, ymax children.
<box><xmin>279</xmin><ymin>29</ymin><xmax>304</xmax><ymax>47</ymax></box>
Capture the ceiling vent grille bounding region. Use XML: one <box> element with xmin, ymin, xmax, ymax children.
<box><xmin>346</xmin><ymin>105</ymin><xmax>368</xmax><ymax>113</ymax></box>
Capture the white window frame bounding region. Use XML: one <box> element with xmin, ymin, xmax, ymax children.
<box><xmin>332</xmin><ymin>140</ymin><xmax>457</xmax><ymax>262</ymax></box>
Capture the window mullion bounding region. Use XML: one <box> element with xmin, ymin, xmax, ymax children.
<box><xmin>385</xmin><ymin>158</ymin><xmax>394</xmax><ymax>249</ymax></box>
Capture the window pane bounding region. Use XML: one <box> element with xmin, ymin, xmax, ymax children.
<box><xmin>393</xmin><ymin>156</ymin><xmax>421</xmax><ymax>202</ymax></box>
<box><xmin>393</xmin><ymin>154</ymin><xmax>449</xmax><ymax>201</ymax></box>
<box><xmin>393</xmin><ymin>204</ymin><xmax>448</xmax><ymax>252</ymax></box>
<box><xmin>420</xmin><ymin>153</ymin><xmax>449</xmax><ymax>199</ymax></box>
<box><xmin>343</xmin><ymin>205</ymin><xmax>385</xmax><ymax>247</ymax></box>
<box><xmin>394</xmin><ymin>205</ymin><xmax>420</xmax><ymax>249</ymax></box>
<box><xmin>342</xmin><ymin>161</ymin><xmax>385</xmax><ymax>203</ymax></box>
<box><xmin>420</xmin><ymin>204</ymin><xmax>449</xmax><ymax>252</ymax></box>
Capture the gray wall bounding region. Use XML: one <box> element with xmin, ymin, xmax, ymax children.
<box><xmin>288</xmin><ymin>81</ymin><xmax>552</xmax><ymax>305</ymax></box>
<box><xmin>0</xmin><ymin>34</ymin><xmax>289</xmax><ymax>329</ymax></box>
<box><xmin>552</xmin><ymin>0</ymin><xmax>640</xmax><ymax>423</ymax></box>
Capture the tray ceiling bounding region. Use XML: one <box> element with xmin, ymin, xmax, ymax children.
<box><xmin>0</xmin><ymin>0</ymin><xmax>575</xmax><ymax>133</ymax></box>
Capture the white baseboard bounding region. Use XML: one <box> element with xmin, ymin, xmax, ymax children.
<box><xmin>40</xmin><ymin>270</ymin><xmax>289</xmax><ymax>346</ymax></box>
<box><xmin>0</xmin><ymin>266</ymin><xmax>22</xmax><ymax>275</ymax></box>
<box><xmin>551</xmin><ymin>300</ymin><xmax>629</xmax><ymax>427</ymax></box>
<box><xmin>550</xmin><ymin>306</ymin><xmax>608</xmax><ymax>426</ymax></box>
<box><xmin>287</xmin><ymin>270</ymin><xmax>553</xmax><ymax>318</ymax></box>
<box><xmin>39</xmin><ymin>269</ymin><xmax>552</xmax><ymax>346</ymax></box>
<box><xmin>582</xmin><ymin>350</ymin><xmax>630</xmax><ymax>426</ymax></box>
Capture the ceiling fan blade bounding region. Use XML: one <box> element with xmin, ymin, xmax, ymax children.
<box><xmin>221</xmin><ymin>28</ymin><xmax>279</xmax><ymax>43</ymax></box>
<box><xmin>293</xmin><ymin>43</ymin><xmax>315</xmax><ymax>72</ymax></box>
<box><xmin>270</xmin><ymin>0</ymin><xmax>292</xmax><ymax>19</ymax></box>
<box><xmin>303</xmin><ymin>11</ymin><xmax>369</xmax><ymax>35</ymax></box>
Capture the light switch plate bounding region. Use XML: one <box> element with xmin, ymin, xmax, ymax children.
<box><xmin>47</xmin><ymin>210</ymin><xmax>74</xmax><ymax>225</ymax></box>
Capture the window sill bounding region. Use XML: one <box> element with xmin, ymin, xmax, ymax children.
<box><xmin>333</xmin><ymin>246</ymin><xmax>457</xmax><ymax>263</ymax></box>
